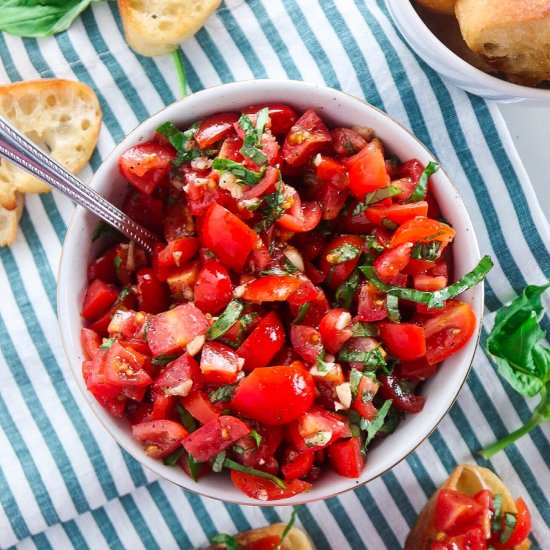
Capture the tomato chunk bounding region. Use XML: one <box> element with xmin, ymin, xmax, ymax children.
<box><xmin>153</xmin><ymin>353</ymin><xmax>202</xmax><ymax>397</ymax></box>
<box><xmin>242</xmin><ymin>275</ymin><xmax>301</xmax><ymax>302</ymax></box>
<box><xmin>242</xmin><ymin>103</ymin><xmax>298</xmax><ymax>135</ymax></box>
<box><xmin>390</xmin><ymin>217</ymin><xmax>455</xmax><ymax>249</ymax></box>
<box><xmin>82</xmin><ymin>279</ymin><xmax>120</xmax><ymax>321</ymax></box>
<box><xmin>132</xmin><ymin>420</ymin><xmax>188</xmax><ymax>459</ymax></box>
<box><xmin>379</xmin><ymin>322</ymin><xmax>426</xmax><ymax>361</ymax></box>
<box><xmin>230</xmin><ymin>470</ymin><xmax>311</xmax><ymax>501</ymax></box>
<box><xmin>181</xmin><ymin>390</ymin><xmax>222</xmax><ymax>424</ymax></box>
<box><xmin>200</xmin><ymin>341</ymin><xmax>243</xmax><ymax>385</ymax></box>
<box><xmin>319</xmin><ymin>308</ymin><xmax>353</xmax><ymax>354</ymax></box>
<box><xmin>328</xmin><ymin>437</ymin><xmax>365</xmax><ymax>478</ymax></box>
<box><xmin>347</xmin><ymin>142</ymin><xmax>390</xmax><ymax>200</ymax></box>
<box><xmin>195</xmin><ymin>112</ymin><xmax>239</xmax><ymax>149</ymax></box>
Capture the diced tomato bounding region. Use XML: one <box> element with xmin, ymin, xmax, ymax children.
<box><xmin>319</xmin><ymin>235</ymin><xmax>364</xmax><ymax>290</ymax></box>
<box><xmin>390</xmin><ymin>217</ymin><xmax>455</xmax><ymax>249</ymax></box>
<box><xmin>379</xmin><ymin>322</ymin><xmax>426</xmax><ymax>361</ymax></box>
<box><xmin>346</xmin><ymin>142</ymin><xmax>390</xmax><ymax>200</ymax></box>
<box><xmin>290</xmin><ymin>324</ymin><xmax>323</xmax><ymax>364</ymax></box>
<box><xmin>88</xmin><ymin>289</ymin><xmax>137</xmax><ymax>336</ymax></box>
<box><xmin>311</xmin><ymin>155</ymin><xmax>349</xmax><ymax>221</ymax></box>
<box><xmin>403</xmin><ymin>258</ymin><xmax>436</xmax><ymax>275</ymax></box>
<box><xmin>181</xmin><ymin>390</ymin><xmax>222</xmax><ymax>424</ymax></box>
<box><xmin>352</xmin><ymin>375</ymin><xmax>379</xmax><ymax>420</ymax></box>
<box><xmin>433</xmin><ymin>526</ymin><xmax>486</xmax><ymax>550</ymax></box>
<box><xmin>193</xmin><ymin>260</ymin><xmax>233</xmax><ymax>315</ymax></box>
<box><xmin>230</xmin><ymin>470</ymin><xmax>311</xmax><ymax>501</ymax></box>
<box><xmin>277</xmin><ymin>192</ymin><xmax>322</xmax><ymax>232</ymax></box>
<box><xmin>374</xmin><ymin>242</ymin><xmax>413</xmax><ymax>284</ymax></box>
<box><xmin>200</xmin><ymin>342</ymin><xmax>243</xmax><ymax>385</ymax></box>
<box><xmin>434</xmin><ymin>489</ymin><xmax>486</xmax><ymax>533</ymax></box>
<box><xmin>328</xmin><ymin>437</ymin><xmax>365</xmax><ymax>478</ymax></box>
<box><xmin>319</xmin><ymin>309</ymin><xmax>353</xmax><ymax>354</ymax></box>
<box><xmin>147</xmin><ymin>303</ymin><xmax>209</xmax><ymax>356</ymax></box>
<box><xmin>111</xmin><ymin>243</ymin><xmax>147</xmax><ymax>286</ymax></box>
<box><xmin>165</xmin><ymin>261</ymin><xmax>200</xmax><ymax>302</ymax></box>
<box><xmin>247</xmin><ymin>536</ymin><xmax>282</xmax><ymax>550</ymax></box>
<box><xmin>339</xmin><ymin>336</ymin><xmax>380</xmax><ymax>371</ymax></box>
<box><xmin>182</xmin><ymin>415</ymin><xmax>250</xmax><ymax>462</ymax></box>
<box><xmin>357</xmin><ymin>282</ymin><xmax>388</xmax><ymax>322</ymax></box>
<box><xmin>413</xmin><ymin>273</ymin><xmax>447</xmax><ymax>292</ymax></box>
<box><xmin>289</xmin><ymin>287</ymin><xmax>329</xmax><ymax>327</ymax></box>
<box><xmin>136</xmin><ymin>268</ymin><xmax>170</xmax><ymax>314</ymax></box>
<box><xmin>231</xmin><ymin>364</ymin><xmax>315</xmax><ymax>426</ymax></box>
<box><xmin>242</xmin><ymin>275</ymin><xmax>301</xmax><ymax>302</ymax></box>
<box><xmin>201</xmin><ymin>203</ymin><xmax>258</xmax><ymax>272</ymax></box>
<box><xmin>378</xmin><ymin>375</ymin><xmax>425</xmax><ymax>413</ymax></box>
<box><xmin>119</xmin><ymin>142</ymin><xmax>176</xmax><ymax>195</ymax></box>
<box><xmin>87</xmin><ymin>245</ymin><xmax>119</xmax><ymax>284</ymax></box>
<box><xmin>82</xmin><ymin>349</ymin><xmax>119</xmax><ymax>400</ymax></box>
<box><xmin>82</xmin><ymin>279</ymin><xmax>120</xmax><ymax>321</ymax></box>
<box><xmin>394</xmin><ymin>358</ymin><xmax>437</xmax><ymax>381</ymax></box>
<box><xmin>132</xmin><ymin>420</ymin><xmax>188</xmax><ymax>459</ymax></box>
<box><xmin>490</xmin><ymin>497</ymin><xmax>531</xmax><ymax>549</ymax></box>
<box><xmin>331</xmin><ymin>128</ymin><xmax>367</xmax><ymax>157</ymax></box>
<box><xmin>237</xmin><ymin>311</ymin><xmax>285</xmax><ymax>371</ymax></box>
<box><xmin>282</xmin><ymin>109</ymin><xmax>332</xmax><ymax>167</ymax></box>
<box><xmin>107</xmin><ymin>309</ymin><xmax>148</xmax><ymax>340</ymax></box>
<box><xmin>281</xmin><ymin>447</ymin><xmax>315</xmax><ymax>481</ymax></box>
<box><xmin>366</xmin><ymin>202</ymin><xmax>429</xmax><ymax>227</ymax></box>
<box><xmin>242</xmin><ymin>103</ymin><xmax>298</xmax><ymax>135</ymax></box>
<box><xmin>195</xmin><ymin>113</ymin><xmax>239</xmax><ymax>149</ymax></box>
<box><xmin>163</xmin><ymin>199</ymin><xmax>195</xmax><ymax>241</ymax></box>
<box><xmin>421</xmin><ymin>300</ymin><xmax>477</xmax><ymax>365</ymax></box>
<box><xmin>81</xmin><ymin>328</ymin><xmax>101</xmax><ymax>360</ymax></box>
<box><xmin>153</xmin><ymin>353</ymin><xmax>202</xmax><ymax>398</ymax></box>
<box><xmin>122</xmin><ymin>188</ymin><xmax>165</xmax><ymax>235</ymax></box>
<box><xmin>103</xmin><ymin>341</ymin><xmax>152</xmax><ymax>387</ymax></box>
<box><xmin>234</xmin><ymin>423</ymin><xmax>283</xmax><ymax>475</ymax></box>
<box><xmin>242</xmin><ymin>166</ymin><xmax>279</xmax><ymax>200</ymax></box>
<box><xmin>153</xmin><ymin>238</ymin><xmax>200</xmax><ymax>277</ymax></box>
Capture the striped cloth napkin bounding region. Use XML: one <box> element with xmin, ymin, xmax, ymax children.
<box><xmin>1</xmin><ymin>1</ymin><xmax>549</xmax><ymax>548</ymax></box>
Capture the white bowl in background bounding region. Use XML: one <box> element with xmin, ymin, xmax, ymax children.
<box><xmin>385</xmin><ymin>0</ymin><xmax>550</xmax><ymax>103</ymax></box>
<box><xmin>58</xmin><ymin>79</ymin><xmax>483</xmax><ymax>505</ymax></box>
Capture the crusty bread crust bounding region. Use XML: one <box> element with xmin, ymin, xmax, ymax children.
<box><xmin>0</xmin><ymin>79</ymin><xmax>101</xmax><ymax>210</ymax></box>
<box><xmin>0</xmin><ymin>193</ymin><xmax>23</xmax><ymax>247</ymax></box>
<box><xmin>405</xmin><ymin>464</ymin><xmax>530</xmax><ymax>550</ymax></box>
<box><xmin>118</xmin><ymin>0</ymin><xmax>221</xmax><ymax>57</ymax></box>
<box><xmin>455</xmin><ymin>0</ymin><xmax>550</xmax><ymax>85</ymax></box>
<box><xmin>414</xmin><ymin>0</ymin><xmax>456</xmax><ymax>15</ymax></box>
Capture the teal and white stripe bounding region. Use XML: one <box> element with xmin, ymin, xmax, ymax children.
<box><xmin>1</xmin><ymin>1</ymin><xmax>549</xmax><ymax>548</ymax></box>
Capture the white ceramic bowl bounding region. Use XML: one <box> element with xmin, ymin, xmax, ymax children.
<box><xmin>58</xmin><ymin>79</ymin><xmax>483</xmax><ymax>505</ymax></box>
<box><xmin>385</xmin><ymin>0</ymin><xmax>550</xmax><ymax>103</ymax></box>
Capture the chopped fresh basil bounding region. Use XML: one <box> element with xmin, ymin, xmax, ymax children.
<box><xmin>156</xmin><ymin>121</ymin><xmax>205</xmax><ymax>166</ymax></box>
<box><xmin>365</xmin><ymin>234</ymin><xmax>385</xmax><ymax>253</ymax></box>
<box><xmin>186</xmin><ymin>453</ymin><xmax>203</xmax><ymax>481</ymax></box>
<box><xmin>293</xmin><ymin>302</ymin><xmax>311</xmax><ymax>324</ymax></box>
<box><xmin>223</xmin><ymin>458</ymin><xmax>286</xmax><ymax>489</ymax></box>
<box><xmin>353</xmin><ymin>185</ymin><xmax>402</xmax><ymax>215</ymax></box>
<box><xmin>411</xmin><ymin>240</ymin><xmax>441</xmax><ymax>261</ymax></box>
<box><xmin>492</xmin><ymin>493</ymin><xmax>503</xmax><ymax>532</ymax></box>
<box><xmin>255</xmin><ymin>182</ymin><xmax>286</xmax><ymax>232</ymax></box>
<box><xmin>207</xmin><ymin>299</ymin><xmax>244</xmax><ymax>341</ymax></box>
<box><xmin>386</xmin><ymin>294</ymin><xmax>400</xmax><ymax>322</ymax></box>
<box><xmin>316</xmin><ymin>350</ymin><xmax>334</xmax><ymax>372</ymax></box>
<box><xmin>212</xmin><ymin>157</ymin><xmax>265</xmax><ymax>186</ymax></box>
<box><xmin>151</xmin><ymin>353</ymin><xmax>179</xmax><ymax>366</ymax></box>
<box><xmin>250</xmin><ymin>429</ymin><xmax>263</xmax><ymax>447</ymax></box>
<box><xmin>210</xmin><ymin>534</ymin><xmax>238</xmax><ymax>550</ymax></box>
<box><xmin>280</xmin><ymin>507</ymin><xmax>299</xmax><ymax>545</ymax></box>
<box><xmin>113</xmin><ymin>255</ymin><xmax>122</xmax><ymax>276</ymax></box>
<box><xmin>351</xmin><ymin>322</ymin><xmax>380</xmax><ymax>337</ymax></box>
<box><xmin>100</xmin><ymin>338</ymin><xmax>116</xmax><ymax>349</ymax></box>
<box><xmin>378</xmin><ymin>401</ymin><xmax>401</xmax><ymax>436</ymax></box>
<box><xmin>325</xmin><ymin>242</ymin><xmax>361</xmax><ymax>265</ymax></box>
<box><xmin>163</xmin><ymin>447</ymin><xmax>184</xmax><ymax>466</ymax></box>
<box><xmin>349</xmin><ymin>368</ymin><xmax>376</xmax><ymax>399</ymax></box>
<box><xmin>114</xmin><ymin>287</ymin><xmax>131</xmax><ymax>306</ymax></box>
<box><xmin>362</xmin><ymin>399</ymin><xmax>393</xmax><ymax>447</ymax></box>
<box><xmin>238</xmin><ymin>109</ymin><xmax>269</xmax><ymax>166</ymax></box>
<box><xmin>177</xmin><ymin>403</ymin><xmax>198</xmax><ymax>433</ymax></box>
<box><xmin>407</xmin><ymin>161</ymin><xmax>439</xmax><ymax>203</ymax></box>
<box><xmin>212</xmin><ymin>451</ymin><xmax>226</xmax><ymax>473</ymax></box>
<box><xmin>335</xmin><ymin>270</ymin><xmax>360</xmax><ymax>309</ymax></box>
<box><xmin>209</xmin><ymin>384</ymin><xmax>237</xmax><ymax>403</ymax></box>
<box><xmin>360</xmin><ymin>255</ymin><xmax>493</xmax><ymax>309</ymax></box>
<box><xmin>260</xmin><ymin>267</ymin><xmax>296</xmax><ymax>277</ymax></box>
<box><xmin>500</xmin><ymin>512</ymin><xmax>518</xmax><ymax>545</ymax></box>
<box><xmin>381</xmin><ymin>218</ymin><xmax>398</xmax><ymax>231</ymax></box>
<box><xmin>338</xmin><ymin>344</ymin><xmax>387</xmax><ymax>370</ymax></box>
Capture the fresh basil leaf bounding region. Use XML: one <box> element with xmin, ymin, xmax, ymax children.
<box><xmin>223</xmin><ymin>458</ymin><xmax>286</xmax><ymax>489</ymax></box>
<box><xmin>351</xmin><ymin>322</ymin><xmax>379</xmax><ymax>337</ymax></box>
<box><xmin>325</xmin><ymin>242</ymin><xmax>361</xmax><ymax>265</ymax></box>
<box><xmin>353</xmin><ymin>185</ymin><xmax>402</xmax><ymax>215</ymax></box>
<box><xmin>238</xmin><ymin>110</ymin><xmax>268</xmax><ymax>166</ymax></box>
<box><xmin>293</xmin><ymin>302</ymin><xmax>311</xmax><ymax>324</ymax></box>
<box><xmin>411</xmin><ymin>241</ymin><xmax>441</xmax><ymax>261</ymax></box>
<box><xmin>381</xmin><ymin>218</ymin><xmax>398</xmax><ymax>231</ymax></box>
<box><xmin>280</xmin><ymin>507</ymin><xmax>299</xmax><ymax>545</ymax></box>
<box><xmin>500</xmin><ymin>512</ymin><xmax>517</xmax><ymax>545</ymax></box>
<box><xmin>365</xmin><ymin>234</ymin><xmax>385</xmax><ymax>253</ymax></box>
<box><xmin>250</xmin><ymin>429</ymin><xmax>262</xmax><ymax>447</ymax></box>
<box><xmin>362</xmin><ymin>399</ymin><xmax>393</xmax><ymax>447</ymax></box>
<box><xmin>151</xmin><ymin>353</ymin><xmax>179</xmax><ymax>367</ymax></box>
<box><xmin>186</xmin><ymin>453</ymin><xmax>203</xmax><ymax>481</ymax></box>
<box><xmin>163</xmin><ymin>448</ymin><xmax>184</xmax><ymax>466</ymax></box>
<box><xmin>492</xmin><ymin>493</ymin><xmax>503</xmax><ymax>532</ymax></box>
<box><xmin>338</xmin><ymin>344</ymin><xmax>386</xmax><ymax>370</ymax></box>
<box><xmin>335</xmin><ymin>270</ymin><xmax>360</xmax><ymax>309</ymax></box>
<box><xmin>0</xmin><ymin>0</ymin><xmax>101</xmax><ymax>37</ymax></box>
<box><xmin>177</xmin><ymin>403</ymin><xmax>198</xmax><ymax>433</ymax></box>
<box><xmin>212</xmin><ymin>451</ymin><xmax>226</xmax><ymax>473</ymax></box>
<box><xmin>209</xmin><ymin>384</ymin><xmax>237</xmax><ymax>403</ymax></box>
<box><xmin>316</xmin><ymin>350</ymin><xmax>333</xmax><ymax>373</ymax></box>
<box><xmin>212</xmin><ymin>157</ymin><xmax>265</xmax><ymax>186</ymax></box>
<box><xmin>210</xmin><ymin>533</ymin><xmax>238</xmax><ymax>550</ymax></box>
<box><xmin>100</xmin><ymin>338</ymin><xmax>116</xmax><ymax>349</ymax></box>
<box><xmin>255</xmin><ymin>182</ymin><xmax>286</xmax><ymax>232</ymax></box>
<box><xmin>386</xmin><ymin>294</ymin><xmax>400</xmax><ymax>322</ymax></box>
<box><xmin>155</xmin><ymin>121</ymin><xmax>208</xmax><ymax>166</ymax></box>
<box><xmin>360</xmin><ymin>255</ymin><xmax>493</xmax><ymax>308</ymax></box>
<box><xmin>207</xmin><ymin>299</ymin><xmax>244</xmax><ymax>341</ymax></box>
<box><xmin>407</xmin><ymin>161</ymin><xmax>439</xmax><ymax>203</ymax></box>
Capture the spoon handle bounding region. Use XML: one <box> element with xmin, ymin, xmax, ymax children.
<box><xmin>0</xmin><ymin>116</ymin><xmax>158</xmax><ymax>254</ymax></box>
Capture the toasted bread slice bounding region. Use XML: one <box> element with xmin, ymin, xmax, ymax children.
<box><xmin>455</xmin><ymin>0</ymin><xmax>550</xmax><ymax>85</ymax></box>
<box><xmin>0</xmin><ymin>193</ymin><xmax>23</xmax><ymax>247</ymax></box>
<box><xmin>205</xmin><ymin>523</ymin><xmax>315</xmax><ymax>550</ymax></box>
<box><xmin>414</xmin><ymin>0</ymin><xmax>456</xmax><ymax>15</ymax></box>
<box><xmin>0</xmin><ymin>79</ymin><xmax>102</xmax><ymax>211</ymax></box>
<box><xmin>405</xmin><ymin>464</ymin><xmax>530</xmax><ymax>550</ymax></box>
<box><xmin>118</xmin><ymin>0</ymin><xmax>222</xmax><ymax>57</ymax></box>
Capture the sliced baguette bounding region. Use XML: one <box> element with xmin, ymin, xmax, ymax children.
<box><xmin>414</xmin><ymin>0</ymin><xmax>456</xmax><ymax>15</ymax></box>
<box><xmin>405</xmin><ymin>464</ymin><xmax>530</xmax><ymax>550</ymax></box>
<box><xmin>0</xmin><ymin>79</ymin><xmax>102</xmax><ymax>211</ymax></box>
<box><xmin>118</xmin><ymin>0</ymin><xmax>222</xmax><ymax>57</ymax></box>
<box><xmin>455</xmin><ymin>0</ymin><xmax>550</xmax><ymax>85</ymax></box>
<box><xmin>0</xmin><ymin>193</ymin><xmax>23</xmax><ymax>247</ymax></box>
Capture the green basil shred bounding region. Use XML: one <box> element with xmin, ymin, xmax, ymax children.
<box><xmin>353</xmin><ymin>185</ymin><xmax>402</xmax><ymax>215</ymax></box>
<box><xmin>500</xmin><ymin>513</ymin><xmax>518</xmax><ymax>545</ymax></box>
<box><xmin>222</xmin><ymin>458</ymin><xmax>286</xmax><ymax>489</ymax></box>
<box><xmin>361</xmin><ymin>399</ymin><xmax>393</xmax><ymax>447</ymax></box>
<box><xmin>156</xmin><ymin>121</ymin><xmax>207</xmax><ymax>166</ymax></box>
<box><xmin>238</xmin><ymin>108</ymin><xmax>269</xmax><ymax>166</ymax></box>
<box><xmin>293</xmin><ymin>302</ymin><xmax>311</xmax><ymax>324</ymax></box>
<box><xmin>326</xmin><ymin>242</ymin><xmax>361</xmax><ymax>264</ymax></box>
<box><xmin>212</xmin><ymin>157</ymin><xmax>265</xmax><ymax>186</ymax></box>
<box><xmin>151</xmin><ymin>353</ymin><xmax>179</xmax><ymax>367</ymax></box>
<box><xmin>177</xmin><ymin>403</ymin><xmax>198</xmax><ymax>433</ymax></box>
<box><xmin>210</xmin><ymin>533</ymin><xmax>238</xmax><ymax>550</ymax></box>
<box><xmin>351</xmin><ymin>322</ymin><xmax>380</xmax><ymax>337</ymax></box>
<box><xmin>163</xmin><ymin>448</ymin><xmax>184</xmax><ymax>466</ymax></box>
<box><xmin>335</xmin><ymin>270</ymin><xmax>361</xmax><ymax>309</ymax></box>
<box><xmin>212</xmin><ymin>451</ymin><xmax>226</xmax><ymax>473</ymax></box>
<box><xmin>186</xmin><ymin>454</ymin><xmax>203</xmax><ymax>481</ymax></box>
<box><xmin>207</xmin><ymin>299</ymin><xmax>244</xmax><ymax>340</ymax></box>
<box><xmin>209</xmin><ymin>384</ymin><xmax>237</xmax><ymax>403</ymax></box>
<box><xmin>386</xmin><ymin>294</ymin><xmax>400</xmax><ymax>322</ymax></box>
<box><xmin>407</xmin><ymin>161</ymin><xmax>439</xmax><ymax>203</ymax></box>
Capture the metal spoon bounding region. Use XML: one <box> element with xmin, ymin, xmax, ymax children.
<box><xmin>0</xmin><ymin>115</ymin><xmax>158</xmax><ymax>253</ymax></box>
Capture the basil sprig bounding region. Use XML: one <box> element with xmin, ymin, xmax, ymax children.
<box><xmin>360</xmin><ymin>255</ymin><xmax>493</xmax><ymax>309</ymax></box>
<box><xmin>406</xmin><ymin>161</ymin><xmax>439</xmax><ymax>203</ymax></box>
<box><xmin>156</xmin><ymin>121</ymin><xmax>207</xmax><ymax>166</ymax></box>
<box><xmin>212</xmin><ymin>158</ymin><xmax>265</xmax><ymax>186</ymax></box>
<box><xmin>206</xmin><ymin>299</ymin><xmax>244</xmax><ymax>341</ymax></box>
<box><xmin>238</xmin><ymin>108</ymin><xmax>269</xmax><ymax>166</ymax></box>
<box><xmin>361</xmin><ymin>399</ymin><xmax>393</xmax><ymax>447</ymax></box>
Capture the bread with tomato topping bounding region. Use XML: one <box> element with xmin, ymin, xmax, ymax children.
<box><xmin>455</xmin><ymin>0</ymin><xmax>550</xmax><ymax>85</ymax></box>
<box><xmin>117</xmin><ymin>0</ymin><xmax>222</xmax><ymax>57</ymax></box>
<box><xmin>405</xmin><ymin>464</ymin><xmax>530</xmax><ymax>549</ymax></box>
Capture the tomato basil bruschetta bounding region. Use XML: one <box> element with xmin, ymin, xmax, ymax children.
<box><xmin>80</xmin><ymin>104</ymin><xmax>492</xmax><ymax>500</ymax></box>
<box><xmin>406</xmin><ymin>464</ymin><xmax>531</xmax><ymax>549</ymax></box>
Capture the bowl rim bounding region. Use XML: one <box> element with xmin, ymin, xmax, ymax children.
<box><xmin>58</xmin><ymin>78</ymin><xmax>484</xmax><ymax>506</ymax></box>
<box><xmin>385</xmin><ymin>0</ymin><xmax>550</xmax><ymax>101</ymax></box>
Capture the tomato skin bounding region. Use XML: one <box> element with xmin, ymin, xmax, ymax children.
<box><xmin>319</xmin><ymin>235</ymin><xmax>364</xmax><ymax>290</ymax></box>
<box><xmin>347</xmin><ymin>142</ymin><xmax>390</xmax><ymax>200</ymax></box>
<box><xmin>81</xmin><ymin>328</ymin><xmax>101</xmax><ymax>360</ymax></box>
<box><xmin>434</xmin><ymin>489</ymin><xmax>486</xmax><ymax>534</ymax></box>
<box><xmin>421</xmin><ymin>300</ymin><xmax>477</xmax><ymax>365</ymax></box>
<box><xmin>432</xmin><ymin>526</ymin><xmax>486</xmax><ymax>550</ymax></box>
<box><xmin>242</xmin><ymin>103</ymin><xmax>298</xmax><ymax>135</ymax></box>
<box><xmin>153</xmin><ymin>353</ymin><xmax>202</xmax><ymax>398</ymax></box>
<box><xmin>103</xmin><ymin>341</ymin><xmax>152</xmax><ymax>388</ymax></box>
<box><xmin>122</xmin><ymin>188</ymin><xmax>165</xmax><ymax>235</ymax></box>
<box><xmin>290</xmin><ymin>324</ymin><xmax>323</xmax><ymax>364</ymax></box>
<box><xmin>378</xmin><ymin>375</ymin><xmax>425</xmax><ymax>413</ymax></box>
<box><xmin>357</xmin><ymin>282</ymin><xmax>388</xmax><ymax>322</ymax></box>
<box><xmin>319</xmin><ymin>309</ymin><xmax>353</xmax><ymax>354</ymax></box>
<box><xmin>328</xmin><ymin>437</ymin><xmax>365</xmax><ymax>478</ymax></box>
<box><xmin>231</xmin><ymin>364</ymin><xmax>315</xmax><ymax>426</ymax></box>
<box><xmin>194</xmin><ymin>112</ymin><xmax>239</xmax><ymax>149</ymax></box>
<box><xmin>414</xmin><ymin>273</ymin><xmax>447</xmax><ymax>292</ymax></box>
<box><xmin>201</xmin><ymin>203</ymin><xmax>258</xmax><ymax>272</ymax></box>
<box><xmin>200</xmin><ymin>341</ymin><xmax>243</xmax><ymax>385</ymax></box>
<box><xmin>242</xmin><ymin>275</ymin><xmax>301</xmax><ymax>302</ymax></box>
<box><xmin>331</xmin><ymin>128</ymin><xmax>367</xmax><ymax>157</ymax></box>
<box><xmin>119</xmin><ymin>142</ymin><xmax>176</xmax><ymax>195</ymax></box>
<box><xmin>394</xmin><ymin>357</ymin><xmax>437</xmax><ymax>381</ymax></box>
<box><xmin>366</xmin><ymin>201</ymin><xmax>429</xmax><ymax>227</ymax></box>
<box><xmin>182</xmin><ymin>415</ymin><xmax>250</xmax><ymax>462</ymax></box>
<box><xmin>230</xmin><ymin>470</ymin><xmax>311</xmax><ymax>501</ymax></box>
<box><xmin>373</xmin><ymin>242</ymin><xmax>413</xmax><ymax>284</ymax></box>
<box><xmin>390</xmin><ymin>216</ymin><xmax>455</xmax><ymax>249</ymax></box>
<box><xmin>132</xmin><ymin>420</ymin><xmax>188</xmax><ymax>459</ymax></box>
<box><xmin>164</xmin><ymin>199</ymin><xmax>195</xmax><ymax>241</ymax></box>
<box><xmin>147</xmin><ymin>303</ymin><xmax>209</xmax><ymax>356</ymax></box>
<box><xmin>88</xmin><ymin>289</ymin><xmax>137</xmax><ymax>336</ymax></box>
<box><xmin>379</xmin><ymin>322</ymin><xmax>426</xmax><ymax>361</ymax></box>
<box><xmin>312</xmin><ymin>156</ymin><xmax>349</xmax><ymax>221</ymax></box>
<box><xmin>82</xmin><ymin>279</ymin><xmax>120</xmax><ymax>321</ymax></box>
<box><xmin>490</xmin><ymin>497</ymin><xmax>531</xmax><ymax>549</ymax></box>
<box><xmin>352</xmin><ymin>376</ymin><xmax>379</xmax><ymax>420</ymax></box>
<box><xmin>136</xmin><ymin>268</ymin><xmax>170</xmax><ymax>314</ymax></box>
<box><xmin>282</xmin><ymin>109</ymin><xmax>332</xmax><ymax>167</ymax></box>
<box><xmin>193</xmin><ymin>260</ymin><xmax>233</xmax><ymax>315</ymax></box>
<box><xmin>277</xmin><ymin>198</ymin><xmax>322</xmax><ymax>232</ymax></box>
<box><xmin>153</xmin><ymin>238</ymin><xmax>200</xmax><ymax>277</ymax></box>
<box><xmin>248</xmin><ymin>536</ymin><xmax>282</xmax><ymax>550</ymax></box>
<box><xmin>281</xmin><ymin>447</ymin><xmax>315</xmax><ymax>481</ymax></box>
<box><xmin>242</xmin><ymin>166</ymin><xmax>279</xmax><ymax>200</ymax></box>
<box><xmin>87</xmin><ymin>246</ymin><xmax>119</xmax><ymax>284</ymax></box>
<box><xmin>237</xmin><ymin>311</ymin><xmax>285</xmax><ymax>371</ymax></box>
<box><xmin>181</xmin><ymin>390</ymin><xmax>222</xmax><ymax>424</ymax></box>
